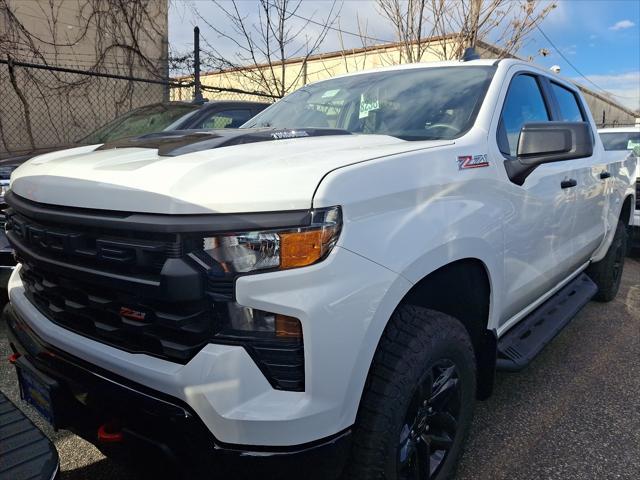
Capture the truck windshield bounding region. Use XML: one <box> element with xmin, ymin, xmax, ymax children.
<box><xmin>243</xmin><ymin>66</ymin><xmax>494</xmax><ymax>141</ymax></box>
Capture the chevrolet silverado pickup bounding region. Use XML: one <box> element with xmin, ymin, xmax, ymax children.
<box><xmin>3</xmin><ymin>59</ymin><xmax>636</xmax><ymax>480</ymax></box>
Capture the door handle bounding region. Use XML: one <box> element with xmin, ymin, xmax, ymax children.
<box><xmin>599</xmin><ymin>171</ymin><xmax>611</xmax><ymax>180</ymax></box>
<box><xmin>561</xmin><ymin>179</ymin><xmax>577</xmax><ymax>189</ymax></box>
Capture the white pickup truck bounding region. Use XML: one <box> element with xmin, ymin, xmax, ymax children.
<box><xmin>4</xmin><ymin>59</ymin><xmax>636</xmax><ymax>480</ymax></box>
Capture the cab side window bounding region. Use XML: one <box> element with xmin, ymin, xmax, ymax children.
<box><xmin>498</xmin><ymin>75</ymin><xmax>550</xmax><ymax>156</ymax></box>
<box><xmin>550</xmin><ymin>83</ymin><xmax>585</xmax><ymax>122</ymax></box>
<box><xmin>196</xmin><ymin>109</ymin><xmax>252</xmax><ymax>129</ymax></box>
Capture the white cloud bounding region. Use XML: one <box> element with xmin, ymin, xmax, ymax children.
<box><xmin>571</xmin><ymin>71</ymin><xmax>640</xmax><ymax>112</ymax></box>
<box><xmin>609</xmin><ymin>19</ymin><xmax>635</xmax><ymax>31</ymax></box>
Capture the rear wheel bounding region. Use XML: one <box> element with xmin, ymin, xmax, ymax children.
<box><xmin>588</xmin><ymin>220</ymin><xmax>627</xmax><ymax>302</ymax></box>
<box><xmin>345</xmin><ymin>306</ymin><xmax>476</xmax><ymax>480</ymax></box>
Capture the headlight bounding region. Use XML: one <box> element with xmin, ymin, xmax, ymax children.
<box><xmin>202</xmin><ymin>206</ymin><xmax>341</xmax><ymax>273</ymax></box>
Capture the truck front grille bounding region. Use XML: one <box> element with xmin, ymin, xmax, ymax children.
<box><xmin>6</xmin><ymin>211</ymin><xmax>181</xmax><ymax>275</ymax></box>
<box><xmin>20</xmin><ymin>261</ymin><xmax>212</xmax><ymax>362</ymax></box>
<box><xmin>5</xmin><ymin>193</ymin><xmax>306</xmax><ymax>391</ymax></box>
<box><xmin>5</xmin><ymin>208</ymin><xmax>223</xmax><ymax>364</ymax></box>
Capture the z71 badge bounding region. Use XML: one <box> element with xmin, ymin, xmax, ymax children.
<box><xmin>458</xmin><ymin>154</ymin><xmax>489</xmax><ymax>170</ymax></box>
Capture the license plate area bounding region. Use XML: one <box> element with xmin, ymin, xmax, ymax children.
<box><xmin>15</xmin><ymin>357</ymin><xmax>60</xmax><ymax>429</ymax></box>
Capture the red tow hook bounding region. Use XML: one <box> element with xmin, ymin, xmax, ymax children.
<box><xmin>8</xmin><ymin>352</ymin><xmax>21</xmax><ymax>364</ymax></box>
<box><xmin>97</xmin><ymin>422</ymin><xmax>124</xmax><ymax>443</ymax></box>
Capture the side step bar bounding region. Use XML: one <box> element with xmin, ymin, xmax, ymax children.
<box><xmin>497</xmin><ymin>273</ymin><xmax>597</xmax><ymax>371</ymax></box>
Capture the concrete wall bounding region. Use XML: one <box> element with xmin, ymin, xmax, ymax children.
<box><xmin>0</xmin><ymin>0</ymin><xmax>169</xmax><ymax>155</ymax></box>
<box><xmin>577</xmin><ymin>87</ymin><xmax>638</xmax><ymax>127</ymax></box>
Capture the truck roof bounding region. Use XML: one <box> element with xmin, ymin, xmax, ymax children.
<box><xmin>304</xmin><ymin>58</ymin><xmax>572</xmax><ymax>88</ymax></box>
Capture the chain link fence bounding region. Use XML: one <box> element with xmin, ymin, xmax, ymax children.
<box><xmin>0</xmin><ymin>58</ymin><xmax>278</xmax><ymax>158</ymax></box>
<box><xmin>0</xmin><ymin>59</ymin><xmax>177</xmax><ymax>157</ymax></box>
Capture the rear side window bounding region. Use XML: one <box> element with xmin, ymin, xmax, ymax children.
<box><xmin>600</xmin><ymin>132</ymin><xmax>640</xmax><ymax>151</ymax></box>
<box><xmin>196</xmin><ymin>109</ymin><xmax>252</xmax><ymax>129</ymax></box>
<box><xmin>550</xmin><ymin>83</ymin><xmax>584</xmax><ymax>122</ymax></box>
<box><xmin>498</xmin><ymin>75</ymin><xmax>550</xmax><ymax>156</ymax></box>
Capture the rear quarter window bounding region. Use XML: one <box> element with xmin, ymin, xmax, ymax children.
<box><xmin>550</xmin><ymin>83</ymin><xmax>585</xmax><ymax>122</ymax></box>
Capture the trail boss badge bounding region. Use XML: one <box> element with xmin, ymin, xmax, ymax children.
<box><xmin>458</xmin><ymin>154</ymin><xmax>489</xmax><ymax>170</ymax></box>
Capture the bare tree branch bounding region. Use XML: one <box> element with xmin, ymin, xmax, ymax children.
<box><xmin>377</xmin><ymin>0</ymin><xmax>557</xmax><ymax>62</ymax></box>
<box><xmin>193</xmin><ymin>0</ymin><xmax>340</xmax><ymax>98</ymax></box>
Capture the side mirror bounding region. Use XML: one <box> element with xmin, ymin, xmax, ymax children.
<box><xmin>505</xmin><ymin>122</ymin><xmax>594</xmax><ymax>185</ymax></box>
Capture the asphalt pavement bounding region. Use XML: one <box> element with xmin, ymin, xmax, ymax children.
<box><xmin>1</xmin><ymin>257</ymin><xmax>639</xmax><ymax>479</ymax></box>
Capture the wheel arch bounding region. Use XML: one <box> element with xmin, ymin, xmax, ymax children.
<box><xmin>620</xmin><ymin>194</ymin><xmax>633</xmax><ymax>226</ymax></box>
<box><xmin>399</xmin><ymin>258</ymin><xmax>497</xmax><ymax>400</ymax></box>
<box><xmin>356</xmin><ymin>257</ymin><xmax>498</xmax><ymax>414</ymax></box>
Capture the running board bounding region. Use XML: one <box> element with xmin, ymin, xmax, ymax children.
<box><xmin>0</xmin><ymin>392</ymin><xmax>59</xmax><ymax>480</ymax></box>
<box><xmin>496</xmin><ymin>273</ymin><xmax>597</xmax><ymax>371</ymax></box>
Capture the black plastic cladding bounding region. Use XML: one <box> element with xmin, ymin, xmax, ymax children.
<box><xmin>5</xmin><ymin>192</ymin><xmax>307</xmax><ymax>391</ymax></box>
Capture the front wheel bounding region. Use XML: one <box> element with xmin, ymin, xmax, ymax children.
<box><xmin>345</xmin><ymin>306</ymin><xmax>476</xmax><ymax>480</ymax></box>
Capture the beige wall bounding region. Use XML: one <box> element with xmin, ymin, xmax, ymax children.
<box><xmin>0</xmin><ymin>0</ymin><xmax>169</xmax><ymax>154</ymax></box>
<box><xmin>173</xmin><ymin>39</ymin><xmax>638</xmax><ymax>127</ymax></box>
<box><xmin>578</xmin><ymin>87</ymin><xmax>638</xmax><ymax>127</ymax></box>
<box><xmin>172</xmin><ymin>40</ymin><xmax>456</xmax><ymax>103</ymax></box>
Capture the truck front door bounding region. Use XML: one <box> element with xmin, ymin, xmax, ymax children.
<box><xmin>492</xmin><ymin>72</ymin><xmax>581</xmax><ymax>326</ymax></box>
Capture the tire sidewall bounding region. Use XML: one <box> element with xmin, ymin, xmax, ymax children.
<box><xmin>380</xmin><ymin>313</ymin><xmax>477</xmax><ymax>480</ymax></box>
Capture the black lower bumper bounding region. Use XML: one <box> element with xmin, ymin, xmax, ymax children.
<box><xmin>4</xmin><ymin>305</ymin><xmax>350</xmax><ymax>479</ymax></box>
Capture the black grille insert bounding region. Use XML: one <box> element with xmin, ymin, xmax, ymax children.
<box><xmin>6</xmin><ymin>211</ymin><xmax>181</xmax><ymax>275</ymax></box>
<box><xmin>20</xmin><ymin>262</ymin><xmax>213</xmax><ymax>363</ymax></box>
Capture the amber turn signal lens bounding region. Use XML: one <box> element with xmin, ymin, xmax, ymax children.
<box><xmin>279</xmin><ymin>227</ymin><xmax>338</xmax><ymax>269</ymax></box>
<box><xmin>275</xmin><ymin>314</ymin><xmax>303</xmax><ymax>339</ymax></box>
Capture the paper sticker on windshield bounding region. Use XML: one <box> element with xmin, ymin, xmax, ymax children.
<box><xmin>628</xmin><ymin>139</ymin><xmax>640</xmax><ymax>150</ymax></box>
<box><xmin>359</xmin><ymin>92</ymin><xmax>379</xmax><ymax>119</ymax></box>
<box><xmin>322</xmin><ymin>89</ymin><xmax>340</xmax><ymax>98</ymax></box>
<box><xmin>458</xmin><ymin>154</ymin><xmax>489</xmax><ymax>170</ymax></box>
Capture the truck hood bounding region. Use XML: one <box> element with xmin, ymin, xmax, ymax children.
<box><xmin>10</xmin><ymin>129</ymin><xmax>452</xmax><ymax>214</ymax></box>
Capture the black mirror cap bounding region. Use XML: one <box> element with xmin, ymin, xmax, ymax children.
<box><xmin>505</xmin><ymin>121</ymin><xmax>594</xmax><ymax>185</ymax></box>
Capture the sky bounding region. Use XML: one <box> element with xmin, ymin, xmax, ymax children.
<box><xmin>169</xmin><ymin>0</ymin><xmax>640</xmax><ymax>111</ymax></box>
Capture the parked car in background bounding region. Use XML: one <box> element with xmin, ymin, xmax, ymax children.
<box><xmin>599</xmin><ymin>125</ymin><xmax>640</xmax><ymax>249</ymax></box>
<box><xmin>0</xmin><ymin>100</ymin><xmax>270</xmax><ymax>190</ymax></box>
<box><xmin>0</xmin><ymin>100</ymin><xmax>269</xmax><ymax>290</ymax></box>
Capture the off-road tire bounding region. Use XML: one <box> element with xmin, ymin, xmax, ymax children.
<box><xmin>344</xmin><ymin>305</ymin><xmax>476</xmax><ymax>480</ymax></box>
<box><xmin>587</xmin><ymin>220</ymin><xmax>627</xmax><ymax>302</ymax></box>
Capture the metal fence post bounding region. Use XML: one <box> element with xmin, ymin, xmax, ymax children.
<box><xmin>193</xmin><ymin>26</ymin><xmax>204</xmax><ymax>104</ymax></box>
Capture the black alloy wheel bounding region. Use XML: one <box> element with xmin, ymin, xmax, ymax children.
<box><xmin>398</xmin><ymin>360</ymin><xmax>461</xmax><ymax>480</ymax></box>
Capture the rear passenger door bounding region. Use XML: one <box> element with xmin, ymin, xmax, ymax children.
<box><xmin>546</xmin><ymin>80</ymin><xmax>607</xmax><ymax>264</ymax></box>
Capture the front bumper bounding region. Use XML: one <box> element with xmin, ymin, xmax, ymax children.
<box><xmin>0</xmin><ymin>229</ymin><xmax>15</xmax><ymax>291</ymax></box>
<box><xmin>7</xmin><ymin>243</ymin><xmax>410</xmax><ymax>446</ymax></box>
<box><xmin>4</xmin><ymin>304</ymin><xmax>350</xmax><ymax>479</ymax></box>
